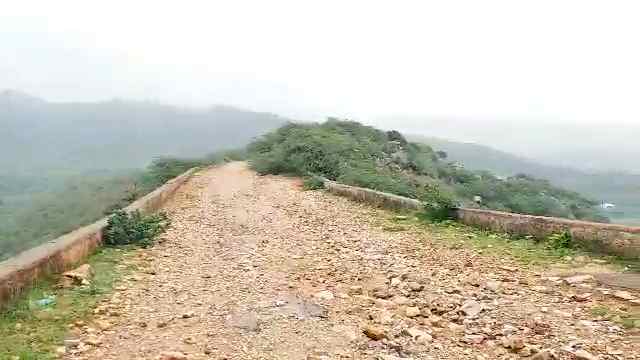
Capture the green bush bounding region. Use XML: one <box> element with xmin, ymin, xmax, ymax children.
<box><xmin>103</xmin><ymin>210</ymin><xmax>170</xmax><ymax>247</ymax></box>
<box><xmin>546</xmin><ymin>231</ymin><xmax>573</xmax><ymax>251</ymax></box>
<box><xmin>422</xmin><ymin>184</ymin><xmax>457</xmax><ymax>222</ymax></box>
<box><xmin>303</xmin><ymin>176</ymin><xmax>325</xmax><ymax>190</ymax></box>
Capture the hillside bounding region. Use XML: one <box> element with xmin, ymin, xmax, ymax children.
<box><xmin>0</xmin><ymin>90</ymin><xmax>285</xmax><ymax>172</ymax></box>
<box><xmin>247</xmin><ymin>120</ymin><xmax>608</xmax><ymax>223</ymax></box>
<box><xmin>0</xmin><ymin>91</ymin><xmax>286</xmax><ymax>259</ymax></box>
<box><xmin>410</xmin><ymin>135</ymin><xmax>640</xmax><ymax>226</ymax></box>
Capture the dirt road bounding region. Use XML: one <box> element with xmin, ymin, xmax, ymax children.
<box><xmin>67</xmin><ymin>163</ymin><xmax>639</xmax><ymax>359</ymax></box>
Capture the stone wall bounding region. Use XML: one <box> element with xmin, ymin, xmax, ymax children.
<box><xmin>324</xmin><ymin>180</ymin><xmax>640</xmax><ymax>258</ymax></box>
<box><xmin>456</xmin><ymin>208</ymin><xmax>640</xmax><ymax>258</ymax></box>
<box><xmin>0</xmin><ymin>168</ymin><xmax>198</xmax><ymax>308</ymax></box>
<box><xmin>324</xmin><ymin>180</ymin><xmax>422</xmax><ymax>210</ymax></box>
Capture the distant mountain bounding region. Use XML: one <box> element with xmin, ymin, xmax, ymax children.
<box><xmin>0</xmin><ymin>91</ymin><xmax>287</xmax><ymax>173</ymax></box>
<box><xmin>410</xmin><ymin>135</ymin><xmax>640</xmax><ymax>226</ymax></box>
<box><xmin>375</xmin><ymin>116</ymin><xmax>640</xmax><ymax>173</ymax></box>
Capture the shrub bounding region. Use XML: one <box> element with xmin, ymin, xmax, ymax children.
<box><xmin>337</xmin><ymin>166</ymin><xmax>417</xmax><ymax>198</ymax></box>
<box><xmin>546</xmin><ymin>231</ymin><xmax>573</xmax><ymax>251</ymax></box>
<box><xmin>422</xmin><ymin>184</ymin><xmax>457</xmax><ymax>222</ymax></box>
<box><xmin>303</xmin><ymin>176</ymin><xmax>325</xmax><ymax>190</ymax></box>
<box><xmin>104</xmin><ymin>210</ymin><xmax>170</xmax><ymax>247</ymax></box>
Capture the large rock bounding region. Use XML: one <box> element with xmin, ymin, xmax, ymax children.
<box><xmin>60</xmin><ymin>264</ymin><xmax>93</xmax><ymax>287</ymax></box>
<box><xmin>405</xmin><ymin>306</ymin><xmax>421</xmax><ymax>318</ymax></box>
<box><xmin>401</xmin><ymin>327</ymin><xmax>432</xmax><ymax>344</ymax></box>
<box><xmin>363</xmin><ymin>325</ymin><xmax>386</xmax><ymax>340</ymax></box>
<box><xmin>372</xmin><ymin>287</ymin><xmax>393</xmax><ymax>299</ymax></box>
<box><xmin>460</xmin><ymin>300</ymin><xmax>482</xmax><ymax>317</ymax></box>
<box><xmin>315</xmin><ymin>290</ymin><xmax>335</xmax><ymax>301</ymax></box>
<box><xmin>502</xmin><ymin>335</ymin><xmax>525</xmax><ymax>351</ymax></box>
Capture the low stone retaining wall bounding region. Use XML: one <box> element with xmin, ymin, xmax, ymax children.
<box><xmin>0</xmin><ymin>168</ymin><xmax>198</xmax><ymax>308</ymax></box>
<box><xmin>324</xmin><ymin>180</ymin><xmax>640</xmax><ymax>258</ymax></box>
<box><xmin>456</xmin><ymin>208</ymin><xmax>640</xmax><ymax>258</ymax></box>
<box><xmin>324</xmin><ymin>180</ymin><xmax>422</xmax><ymax>210</ymax></box>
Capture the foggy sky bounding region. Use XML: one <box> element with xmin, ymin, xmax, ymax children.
<box><xmin>2</xmin><ymin>0</ymin><xmax>640</xmax><ymax>125</ymax></box>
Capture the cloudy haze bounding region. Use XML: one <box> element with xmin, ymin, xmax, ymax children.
<box><xmin>3</xmin><ymin>0</ymin><xmax>640</xmax><ymax>124</ymax></box>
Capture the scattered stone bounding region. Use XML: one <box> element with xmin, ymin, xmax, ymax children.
<box><xmin>532</xmin><ymin>285</ymin><xmax>551</xmax><ymax>293</ymax></box>
<box><xmin>372</xmin><ymin>287</ymin><xmax>393</xmax><ymax>299</ymax></box>
<box><xmin>348</xmin><ymin>286</ymin><xmax>363</xmax><ymax>295</ymax></box>
<box><xmin>63</xmin><ymin>339</ymin><xmax>81</xmax><ymax>349</ymax></box>
<box><xmin>182</xmin><ymin>311</ymin><xmax>196</xmax><ymax>319</ymax></box>
<box><xmin>402</xmin><ymin>327</ymin><xmax>433</xmax><ymax>344</ymax></box>
<box><xmin>159</xmin><ymin>352</ymin><xmax>188</xmax><ymax>360</ymax></box>
<box><xmin>95</xmin><ymin>320</ymin><xmax>111</xmax><ymax>330</ymax></box>
<box><xmin>85</xmin><ymin>336</ymin><xmax>102</xmax><ymax>346</ymax></box>
<box><xmin>485</xmin><ymin>281</ymin><xmax>501</xmax><ymax>292</ymax></box>
<box><xmin>571</xmin><ymin>293</ymin><xmax>592</xmax><ymax>302</ymax></box>
<box><xmin>502</xmin><ymin>324</ymin><xmax>518</xmax><ymax>336</ymax></box>
<box><xmin>315</xmin><ymin>290</ymin><xmax>335</xmax><ymax>301</ymax></box>
<box><xmin>531</xmin><ymin>350</ymin><xmax>558</xmax><ymax>360</ymax></box>
<box><xmin>60</xmin><ymin>264</ymin><xmax>93</xmax><ymax>287</ymax></box>
<box><xmin>500</xmin><ymin>266</ymin><xmax>518</xmax><ymax>272</ymax></box>
<box><xmin>228</xmin><ymin>311</ymin><xmax>260</xmax><ymax>332</ymax></box>
<box><xmin>392</xmin><ymin>296</ymin><xmax>411</xmax><ymax>306</ymax></box>
<box><xmin>374</xmin><ymin>299</ymin><xmax>396</xmax><ymax>309</ymax></box>
<box><xmin>574</xmin><ymin>349</ymin><xmax>597</xmax><ymax>360</ymax></box>
<box><xmin>612</xmin><ymin>290</ymin><xmax>636</xmax><ymax>301</ymax></box>
<box><xmin>363</xmin><ymin>325</ymin><xmax>386</xmax><ymax>340</ymax></box>
<box><xmin>55</xmin><ymin>346</ymin><xmax>66</xmax><ymax>356</ymax></box>
<box><xmin>460</xmin><ymin>300</ymin><xmax>482</xmax><ymax>317</ymax></box>
<box><xmin>307</xmin><ymin>350</ymin><xmax>332</xmax><ymax>360</ymax></box>
<box><xmin>502</xmin><ymin>335</ymin><xmax>525</xmax><ymax>351</ymax></box>
<box><xmin>407</xmin><ymin>282</ymin><xmax>424</xmax><ymax>291</ymax></box>
<box><xmin>390</xmin><ymin>277</ymin><xmax>402</xmax><ymax>287</ymax></box>
<box><xmin>563</xmin><ymin>274</ymin><xmax>594</xmax><ymax>285</ymax></box>
<box><xmin>464</xmin><ymin>334</ymin><xmax>485</xmax><ymax>344</ymax></box>
<box><xmin>519</xmin><ymin>346</ymin><xmax>534</xmax><ymax>357</ymax></box>
<box><xmin>376</xmin><ymin>310</ymin><xmax>394</xmax><ymax>325</ymax></box>
<box><xmin>428</xmin><ymin>315</ymin><xmax>446</xmax><ymax>327</ymax></box>
<box><xmin>405</xmin><ymin>306</ymin><xmax>421</xmax><ymax>317</ymax></box>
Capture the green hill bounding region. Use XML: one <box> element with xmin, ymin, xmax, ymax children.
<box><xmin>0</xmin><ymin>91</ymin><xmax>286</xmax><ymax>259</ymax></box>
<box><xmin>409</xmin><ymin>135</ymin><xmax>640</xmax><ymax>226</ymax></box>
<box><xmin>0</xmin><ymin>90</ymin><xmax>285</xmax><ymax>173</ymax></box>
<box><xmin>248</xmin><ymin>119</ymin><xmax>608</xmax><ymax>223</ymax></box>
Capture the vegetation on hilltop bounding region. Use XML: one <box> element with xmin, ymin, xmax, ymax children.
<box><xmin>410</xmin><ymin>135</ymin><xmax>640</xmax><ymax>226</ymax></box>
<box><xmin>247</xmin><ymin>119</ymin><xmax>608</xmax><ymax>223</ymax></box>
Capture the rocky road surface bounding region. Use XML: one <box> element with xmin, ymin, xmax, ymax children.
<box><xmin>66</xmin><ymin>162</ymin><xmax>640</xmax><ymax>359</ymax></box>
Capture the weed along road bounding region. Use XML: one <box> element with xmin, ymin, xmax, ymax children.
<box><xmin>66</xmin><ymin>162</ymin><xmax>639</xmax><ymax>359</ymax></box>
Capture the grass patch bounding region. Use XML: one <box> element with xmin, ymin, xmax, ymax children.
<box><xmin>589</xmin><ymin>305</ymin><xmax>640</xmax><ymax>329</ymax></box>
<box><xmin>0</xmin><ymin>246</ymin><xmax>136</xmax><ymax>359</ymax></box>
<box><xmin>389</xmin><ymin>212</ymin><xmax>614</xmax><ymax>267</ymax></box>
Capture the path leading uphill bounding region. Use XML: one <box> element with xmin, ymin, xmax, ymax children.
<box><xmin>67</xmin><ymin>163</ymin><xmax>639</xmax><ymax>360</ymax></box>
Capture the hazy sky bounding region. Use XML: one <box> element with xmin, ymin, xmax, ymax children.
<box><xmin>2</xmin><ymin>1</ymin><xmax>640</xmax><ymax>124</ymax></box>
